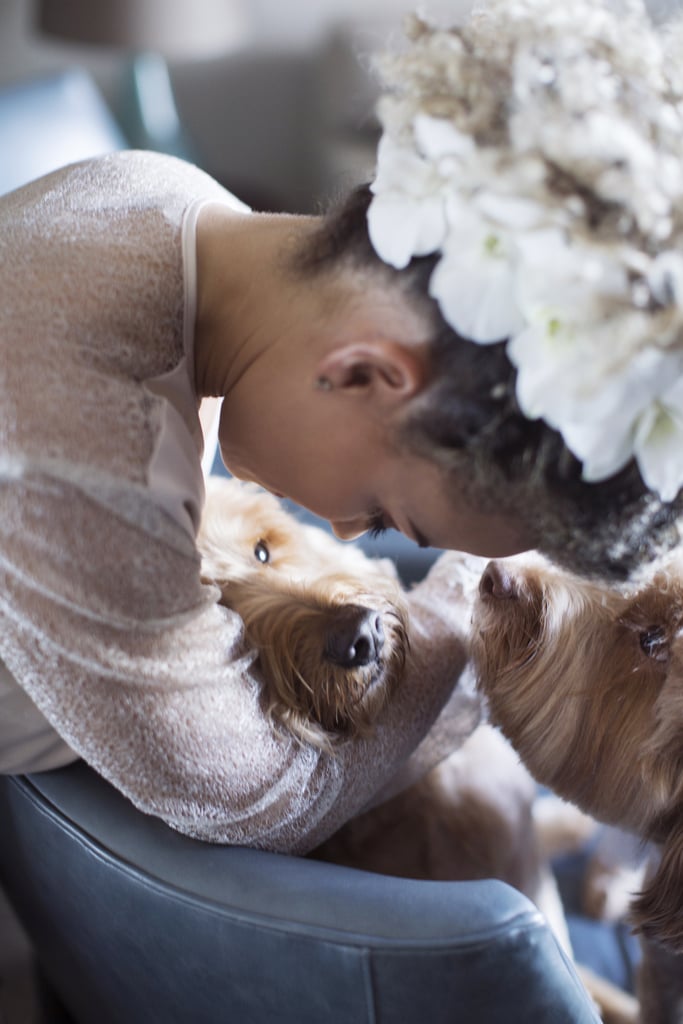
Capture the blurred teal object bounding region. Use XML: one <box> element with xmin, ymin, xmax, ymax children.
<box><xmin>0</xmin><ymin>69</ymin><xmax>127</xmax><ymax>195</ymax></box>
<box><xmin>119</xmin><ymin>51</ymin><xmax>195</xmax><ymax>160</ymax></box>
<box><xmin>35</xmin><ymin>0</ymin><xmax>249</xmax><ymax>163</ymax></box>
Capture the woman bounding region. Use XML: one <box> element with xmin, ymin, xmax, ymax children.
<box><xmin>205</xmin><ymin>0</ymin><xmax>683</xmax><ymax>583</ymax></box>
<box><xmin>1</xmin><ymin>0</ymin><xmax>681</xmax><ymax>849</ymax></box>
<box><xmin>0</xmin><ymin>148</ymin><xmax>483</xmax><ymax>851</ymax></box>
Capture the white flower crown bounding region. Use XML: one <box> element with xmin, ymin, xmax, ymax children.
<box><xmin>367</xmin><ymin>0</ymin><xmax>683</xmax><ymax>501</ymax></box>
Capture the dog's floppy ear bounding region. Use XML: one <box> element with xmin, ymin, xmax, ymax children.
<box><xmin>631</xmin><ymin>829</ymin><xmax>683</xmax><ymax>953</ymax></box>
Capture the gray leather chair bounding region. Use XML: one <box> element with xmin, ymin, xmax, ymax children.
<box><xmin>0</xmin><ymin>69</ymin><xmax>601</xmax><ymax>1023</ymax></box>
<box><xmin>0</xmin><ymin>767</ymin><xmax>600</xmax><ymax>1024</ymax></box>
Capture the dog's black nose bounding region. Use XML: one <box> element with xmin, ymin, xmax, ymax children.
<box><xmin>479</xmin><ymin>561</ymin><xmax>517</xmax><ymax>600</ymax></box>
<box><xmin>325</xmin><ymin>606</ymin><xmax>384</xmax><ymax>668</ymax></box>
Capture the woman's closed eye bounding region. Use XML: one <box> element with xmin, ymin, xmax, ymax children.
<box><xmin>366</xmin><ymin>508</ymin><xmax>431</xmax><ymax>547</ymax></box>
<box><xmin>367</xmin><ymin>509</ymin><xmax>389</xmax><ymax>540</ymax></box>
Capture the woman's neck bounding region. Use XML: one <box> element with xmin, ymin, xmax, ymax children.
<box><xmin>193</xmin><ymin>203</ymin><xmax>319</xmax><ymax>400</ymax></box>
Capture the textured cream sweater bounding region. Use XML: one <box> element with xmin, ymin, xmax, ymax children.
<box><xmin>0</xmin><ymin>151</ymin><xmax>481</xmax><ymax>852</ymax></box>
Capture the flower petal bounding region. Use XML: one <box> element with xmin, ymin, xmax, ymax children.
<box><xmin>368</xmin><ymin>194</ymin><xmax>446</xmax><ymax>269</ymax></box>
<box><xmin>633</xmin><ymin>377</ymin><xmax>683</xmax><ymax>500</ymax></box>
<box><xmin>430</xmin><ymin>249</ymin><xmax>526</xmax><ymax>343</ymax></box>
<box><xmin>634</xmin><ymin>404</ymin><xmax>683</xmax><ymax>502</ymax></box>
<box><xmin>414</xmin><ymin>114</ymin><xmax>475</xmax><ymax>161</ymax></box>
<box><xmin>562</xmin><ymin>414</ymin><xmax>636</xmax><ymax>482</ymax></box>
<box><xmin>476</xmin><ymin>191</ymin><xmax>545</xmax><ymax>230</ymax></box>
<box><xmin>412</xmin><ymin>197</ymin><xmax>450</xmax><ymax>257</ymax></box>
<box><xmin>367</xmin><ymin>195</ymin><xmax>414</xmax><ymax>269</ymax></box>
<box><xmin>506</xmin><ymin>324</ymin><xmax>570</xmax><ymax>420</ymax></box>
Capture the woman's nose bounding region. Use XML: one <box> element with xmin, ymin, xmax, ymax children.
<box><xmin>330</xmin><ymin>519</ymin><xmax>367</xmax><ymax>541</ymax></box>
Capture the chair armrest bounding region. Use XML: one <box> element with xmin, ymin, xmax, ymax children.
<box><xmin>0</xmin><ymin>764</ymin><xmax>600</xmax><ymax>1024</ymax></box>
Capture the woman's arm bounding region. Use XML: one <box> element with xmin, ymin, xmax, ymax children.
<box><xmin>0</xmin><ymin>475</ymin><xmax>478</xmax><ymax>852</ymax></box>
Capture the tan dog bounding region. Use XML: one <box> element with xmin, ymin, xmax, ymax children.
<box><xmin>472</xmin><ymin>551</ymin><xmax>683</xmax><ymax>950</ymax></box>
<box><xmin>198</xmin><ymin>476</ymin><xmax>408</xmax><ymax>749</ymax></box>
<box><xmin>472</xmin><ymin>551</ymin><xmax>683</xmax><ymax>1021</ymax></box>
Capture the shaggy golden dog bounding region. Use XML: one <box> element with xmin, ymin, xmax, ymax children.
<box><xmin>473</xmin><ymin>552</ymin><xmax>683</xmax><ymax>948</ymax></box>
<box><xmin>473</xmin><ymin>552</ymin><xmax>683</xmax><ymax>1021</ymax></box>
<box><xmin>198</xmin><ymin>476</ymin><xmax>408</xmax><ymax>748</ymax></box>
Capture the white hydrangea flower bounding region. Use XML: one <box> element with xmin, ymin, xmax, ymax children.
<box><xmin>368</xmin><ymin>115</ymin><xmax>475</xmax><ymax>271</ymax></box>
<box><xmin>367</xmin><ymin>134</ymin><xmax>450</xmax><ymax>270</ymax></box>
<box><xmin>429</xmin><ymin>240</ymin><xmax>522</xmax><ymax>344</ymax></box>
<box><xmin>413</xmin><ymin>114</ymin><xmax>475</xmax><ymax>164</ymax></box>
<box><xmin>633</xmin><ymin>379</ymin><xmax>683</xmax><ymax>501</ymax></box>
<box><xmin>367</xmin><ymin>1</ymin><xmax>683</xmax><ymax>500</ymax></box>
<box><xmin>508</xmin><ymin>231</ymin><xmax>683</xmax><ymax>495</ymax></box>
<box><xmin>508</xmin><ymin>231</ymin><xmax>641</xmax><ymax>466</ymax></box>
<box><xmin>428</xmin><ymin>194</ymin><xmax>540</xmax><ymax>343</ymax></box>
<box><xmin>508</xmin><ymin>232</ymin><xmax>627</xmax><ymax>414</ymax></box>
<box><xmin>557</xmin><ymin>346</ymin><xmax>683</xmax><ymax>487</ymax></box>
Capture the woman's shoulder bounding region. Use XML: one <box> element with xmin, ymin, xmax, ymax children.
<box><xmin>0</xmin><ymin>150</ymin><xmax>239</xmax><ymax>232</ymax></box>
<box><xmin>75</xmin><ymin>150</ymin><xmax>234</xmax><ymax>208</ymax></box>
<box><xmin>0</xmin><ymin>152</ymin><xmax>231</xmax><ymax>429</ymax></box>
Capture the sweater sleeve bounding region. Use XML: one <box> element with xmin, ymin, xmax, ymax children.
<box><xmin>0</xmin><ymin>472</ymin><xmax>480</xmax><ymax>853</ymax></box>
<box><xmin>0</xmin><ymin>151</ymin><xmax>481</xmax><ymax>852</ymax></box>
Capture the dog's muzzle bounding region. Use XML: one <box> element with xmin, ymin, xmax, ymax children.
<box><xmin>324</xmin><ymin>605</ymin><xmax>385</xmax><ymax>668</ymax></box>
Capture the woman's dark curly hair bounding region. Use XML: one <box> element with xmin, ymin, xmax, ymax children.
<box><xmin>296</xmin><ymin>184</ymin><xmax>683</xmax><ymax>579</ymax></box>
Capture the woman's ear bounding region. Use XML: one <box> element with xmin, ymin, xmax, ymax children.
<box><xmin>315</xmin><ymin>339</ymin><xmax>426</xmax><ymax>405</ymax></box>
<box><xmin>631</xmin><ymin>831</ymin><xmax>683</xmax><ymax>953</ymax></box>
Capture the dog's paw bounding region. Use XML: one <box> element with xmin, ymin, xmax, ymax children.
<box><xmin>421</xmin><ymin>551</ymin><xmax>487</xmax><ymax>596</ymax></box>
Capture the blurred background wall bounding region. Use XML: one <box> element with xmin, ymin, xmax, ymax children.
<box><xmin>0</xmin><ymin>0</ymin><xmax>475</xmax><ymax>212</ymax></box>
<box><xmin>0</xmin><ymin>0</ymin><xmax>680</xmax><ymax>213</ymax></box>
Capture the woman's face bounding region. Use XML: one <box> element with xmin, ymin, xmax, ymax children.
<box><xmin>213</xmin><ymin>259</ymin><xmax>534</xmax><ymax>558</ymax></box>
<box><xmin>327</xmin><ymin>453</ymin><xmax>533</xmax><ymax>558</ymax></box>
<box><xmin>218</xmin><ymin>394</ymin><xmax>533</xmax><ymax>558</ymax></box>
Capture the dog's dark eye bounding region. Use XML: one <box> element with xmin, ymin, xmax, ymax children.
<box><xmin>640</xmin><ymin>626</ymin><xmax>668</xmax><ymax>661</ymax></box>
<box><xmin>253</xmin><ymin>540</ymin><xmax>270</xmax><ymax>564</ymax></box>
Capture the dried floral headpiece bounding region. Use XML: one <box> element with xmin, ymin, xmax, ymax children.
<box><xmin>368</xmin><ymin>0</ymin><xmax>683</xmax><ymax>501</ymax></box>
